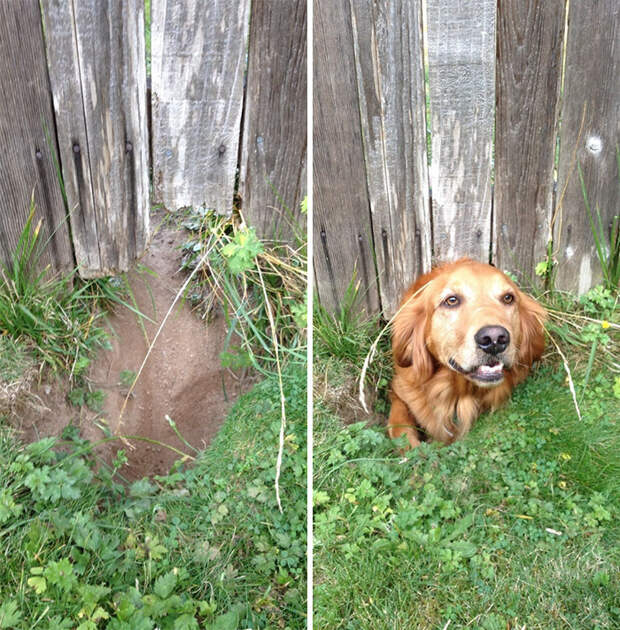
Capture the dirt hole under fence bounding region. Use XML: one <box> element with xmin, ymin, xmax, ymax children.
<box><xmin>15</xmin><ymin>214</ymin><xmax>250</xmax><ymax>479</ymax></box>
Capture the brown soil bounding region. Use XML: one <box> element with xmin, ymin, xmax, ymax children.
<box><xmin>313</xmin><ymin>357</ymin><xmax>384</xmax><ymax>427</ymax></box>
<box><xmin>16</xmin><ymin>214</ymin><xmax>248</xmax><ymax>479</ymax></box>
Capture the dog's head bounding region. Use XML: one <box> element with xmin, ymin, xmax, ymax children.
<box><xmin>392</xmin><ymin>259</ymin><xmax>546</xmax><ymax>387</ymax></box>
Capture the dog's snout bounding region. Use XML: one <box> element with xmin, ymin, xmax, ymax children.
<box><xmin>475</xmin><ymin>326</ymin><xmax>510</xmax><ymax>355</ymax></box>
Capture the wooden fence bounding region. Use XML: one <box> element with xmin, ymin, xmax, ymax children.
<box><xmin>0</xmin><ymin>0</ymin><xmax>306</xmax><ymax>278</ymax></box>
<box><xmin>314</xmin><ymin>0</ymin><xmax>619</xmax><ymax>317</ymax></box>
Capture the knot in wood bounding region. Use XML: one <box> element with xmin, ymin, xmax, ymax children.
<box><xmin>72</xmin><ymin>143</ymin><xmax>80</xmax><ymax>154</ymax></box>
<box><xmin>218</xmin><ymin>144</ymin><xmax>226</xmax><ymax>156</ymax></box>
<box><xmin>125</xmin><ymin>142</ymin><xmax>133</xmax><ymax>153</ymax></box>
<box><xmin>585</xmin><ymin>135</ymin><xmax>602</xmax><ymax>155</ymax></box>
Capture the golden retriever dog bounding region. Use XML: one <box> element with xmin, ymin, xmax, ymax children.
<box><xmin>388</xmin><ymin>259</ymin><xmax>546</xmax><ymax>448</ymax></box>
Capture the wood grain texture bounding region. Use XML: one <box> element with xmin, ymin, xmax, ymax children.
<box><xmin>239</xmin><ymin>0</ymin><xmax>307</xmax><ymax>242</ymax></box>
<box><xmin>426</xmin><ymin>0</ymin><xmax>496</xmax><ymax>262</ymax></box>
<box><xmin>555</xmin><ymin>0</ymin><xmax>619</xmax><ymax>294</ymax></box>
<box><xmin>494</xmin><ymin>0</ymin><xmax>565</xmax><ymax>286</ymax></box>
<box><xmin>151</xmin><ymin>0</ymin><xmax>251</xmax><ymax>214</ymax></box>
<box><xmin>42</xmin><ymin>0</ymin><xmax>149</xmax><ymax>277</ymax></box>
<box><xmin>314</xmin><ymin>0</ymin><xmax>379</xmax><ymax>314</ymax></box>
<box><xmin>350</xmin><ymin>0</ymin><xmax>431</xmax><ymax>318</ymax></box>
<box><xmin>0</xmin><ymin>1</ymin><xmax>73</xmax><ymax>272</ymax></box>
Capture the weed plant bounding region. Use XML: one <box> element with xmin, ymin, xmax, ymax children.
<box><xmin>314</xmin><ymin>277</ymin><xmax>383</xmax><ymax>365</ymax></box>
<box><xmin>178</xmin><ymin>205</ymin><xmax>307</xmax><ymax>375</ymax></box>
<box><xmin>578</xmin><ymin>162</ymin><xmax>619</xmax><ymax>291</ymax></box>
<box><xmin>538</xmin><ymin>151</ymin><xmax>620</xmax><ymax>293</ymax></box>
<box><xmin>0</xmin><ymin>200</ymin><xmax>135</xmax><ymax>375</ymax></box>
<box><xmin>0</xmin><ymin>364</ymin><xmax>306</xmax><ymax>629</ymax></box>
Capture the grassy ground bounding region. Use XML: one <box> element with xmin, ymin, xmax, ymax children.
<box><xmin>0</xmin><ymin>194</ymin><xmax>307</xmax><ymax>628</ymax></box>
<box><xmin>0</xmin><ymin>362</ymin><xmax>306</xmax><ymax>629</ymax></box>
<box><xmin>313</xmin><ymin>284</ymin><xmax>619</xmax><ymax>629</ymax></box>
<box><xmin>314</xmin><ymin>364</ymin><xmax>618</xmax><ymax>629</ymax></box>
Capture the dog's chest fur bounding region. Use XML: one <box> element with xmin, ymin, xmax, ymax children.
<box><xmin>392</xmin><ymin>367</ymin><xmax>516</xmax><ymax>443</ymax></box>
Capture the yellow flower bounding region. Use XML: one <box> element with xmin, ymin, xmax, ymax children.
<box><xmin>601</xmin><ymin>320</ymin><xmax>610</xmax><ymax>329</ymax></box>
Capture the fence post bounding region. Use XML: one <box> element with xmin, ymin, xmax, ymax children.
<box><xmin>0</xmin><ymin>1</ymin><xmax>73</xmax><ymax>273</ymax></box>
<box><xmin>494</xmin><ymin>0</ymin><xmax>565</xmax><ymax>286</ymax></box>
<box><xmin>555</xmin><ymin>0</ymin><xmax>619</xmax><ymax>294</ymax></box>
<box><xmin>426</xmin><ymin>0</ymin><xmax>496</xmax><ymax>262</ymax></box>
<box><xmin>41</xmin><ymin>0</ymin><xmax>149</xmax><ymax>278</ymax></box>
<box><xmin>239</xmin><ymin>0</ymin><xmax>307</xmax><ymax>243</ymax></box>
<box><xmin>151</xmin><ymin>0</ymin><xmax>251</xmax><ymax>214</ymax></box>
<box><xmin>349</xmin><ymin>0</ymin><xmax>431</xmax><ymax>318</ymax></box>
<box><xmin>313</xmin><ymin>0</ymin><xmax>380</xmax><ymax>314</ymax></box>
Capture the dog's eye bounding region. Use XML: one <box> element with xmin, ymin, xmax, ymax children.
<box><xmin>443</xmin><ymin>295</ymin><xmax>460</xmax><ymax>307</ymax></box>
<box><xmin>502</xmin><ymin>293</ymin><xmax>515</xmax><ymax>304</ymax></box>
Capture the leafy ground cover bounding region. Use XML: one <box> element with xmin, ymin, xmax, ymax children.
<box><xmin>314</xmin><ymin>365</ymin><xmax>618</xmax><ymax>629</ymax></box>
<box><xmin>0</xmin><ymin>190</ymin><xmax>307</xmax><ymax>628</ymax></box>
<box><xmin>313</xmin><ymin>278</ymin><xmax>619</xmax><ymax>629</ymax></box>
<box><xmin>0</xmin><ymin>362</ymin><xmax>306</xmax><ymax>629</ymax></box>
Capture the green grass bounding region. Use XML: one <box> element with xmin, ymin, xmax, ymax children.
<box><xmin>0</xmin><ymin>200</ymin><xmax>139</xmax><ymax>375</ymax></box>
<box><xmin>0</xmin><ymin>336</ymin><xmax>35</xmax><ymax>384</ymax></box>
<box><xmin>314</xmin><ymin>363</ymin><xmax>618</xmax><ymax>629</ymax></box>
<box><xmin>144</xmin><ymin>0</ymin><xmax>151</xmax><ymax>77</ymax></box>
<box><xmin>0</xmin><ymin>363</ymin><xmax>306</xmax><ymax>629</ymax></box>
<box><xmin>313</xmin><ymin>277</ymin><xmax>382</xmax><ymax>366</ymax></box>
<box><xmin>178</xmin><ymin>206</ymin><xmax>307</xmax><ymax>376</ymax></box>
<box><xmin>578</xmin><ymin>161</ymin><xmax>619</xmax><ymax>291</ymax></box>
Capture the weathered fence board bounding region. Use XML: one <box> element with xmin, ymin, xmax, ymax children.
<box><xmin>314</xmin><ymin>0</ymin><xmax>379</xmax><ymax>314</ymax></box>
<box><xmin>239</xmin><ymin>0</ymin><xmax>307</xmax><ymax>242</ymax></box>
<box><xmin>555</xmin><ymin>0</ymin><xmax>620</xmax><ymax>294</ymax></box>
<box><xmin>314</xmin><ymin>1</ymin><xmax>618</xmax><ymax>316</ymax></box>
<box><xmin>41</xmin><ymin>0</ymin><xmax>149</xmax><ymax>277</ymax></box>
<box><xmin>151</xmin><ymin>0</ymin><xmax>251</xmax><ymax>214</ymax></box>
<box><xmin>494</xmin><ymin>0</ymin><xmax>565</xmax><ymax>285</ymax></box>
<box><xmin>426</xmin><ymin>0</ymin><xmax>496</xmax><ymax>262</ymax></box>
<box><xmin>0</xmin><ymin>1</ymin><xmax>73</xmax><ymax>273</ymax></box>
<box><xmin>350</xmin><ymin>0</ymin><xmax>431</xmax><ymax>318</ymax></box>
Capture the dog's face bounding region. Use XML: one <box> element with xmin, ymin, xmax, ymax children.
<box><xmin>393</xmin><ymin>260</ymin><xmax>546</xmax><ymax>387</ymax></box>
<box><xmin>427</xmin><ymin>263</ymin><xmax>526</xmax><ymax>386</ymax></box>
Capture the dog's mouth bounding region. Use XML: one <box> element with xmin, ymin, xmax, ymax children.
<box><xmin>448</xmin><ymin>357</ymin><xmax>506</xmax><ymax>383</ymax></box>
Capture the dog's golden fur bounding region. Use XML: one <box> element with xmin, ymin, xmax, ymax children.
<box><xmin>388</xmin><ymin>259</ymin><xmax>546</xmax><ymax>448</ymax></box>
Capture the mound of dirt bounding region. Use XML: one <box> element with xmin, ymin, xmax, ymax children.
<box><xmin>313</xmin><ymin>357</ymin><xmax>384</xmax><ymax>427</ymax></box>
<box><xmin>17</xmin><ymin>212</ymin><xmax>249</xmax><ymax>479</ymax></box>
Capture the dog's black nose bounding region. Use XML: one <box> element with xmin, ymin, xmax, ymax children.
<box><xmin>475</xmin><ymin>326</ymin><xmax>510</xmax><ymax>355</ymax></box>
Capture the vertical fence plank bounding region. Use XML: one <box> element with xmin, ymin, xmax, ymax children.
<box><xmin>0</xmin><ymin>1</ymin><xmax>73</xmax><ymax>272</ymax></box>
<box><xmin>239</xmin><ymin>0</ymin><xmax>307</xmax><ymax>242</ymax></box>
<box><xmin>555</xmin><ymin>1</ymin><xmax>619</xmax><ymax>294</ymax></box>
<box><xmin>426</xmin><ymin>0</ymin><xmax>496</xmax><ymax>262</ymax></box>
<box><xmin>495</xmin><ymin>0</ymin><xmax>565</xmax><ymax>285</ymax></box>
<box><xmin>151</xmin><ymin>0</ymin><xmax>251</xmax><ymax>214</ymax></box>
<box><xmin>350</xmin><ymin>0</ymin><xmax>431</xmax><ymax>318</ymax></box>
<box><xmin>314</xmin><ymin>0</ymin><xmax>379</xmax><ymax>314</ymax></box>
<box><xmin>41</xmin><ymin>0</ymin><xmax>149</xmax><ymax>277</ymax></box>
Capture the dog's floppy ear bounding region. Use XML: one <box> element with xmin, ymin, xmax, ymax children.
<box><xmin>517</xmin><ymin>290</ymin><xmax>547</xmax><ymax>365</ymax></box>
<box><xmin>392</xmin><ymin>288</ymin><xmax>434</xmax><ymax>382</ymax></box>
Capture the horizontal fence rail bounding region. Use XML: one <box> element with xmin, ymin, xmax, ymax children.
<box><xmin>314</xmin><ymin>0</ymin><xmax>619</xmax><ymax>317</ymax></box>
<box><xmin>0</xmin><ymin>0</ymin><xmax>306</xmax><ymax>278</ymax></box>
